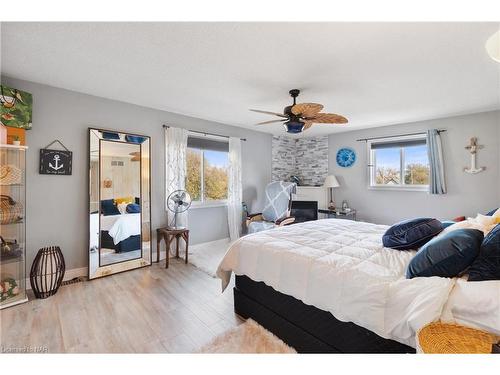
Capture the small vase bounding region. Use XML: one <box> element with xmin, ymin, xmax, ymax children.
<box><xmin>12</xmin><ymin>140</ymin><xmax>21</xmax><ymax>146</ymax></box>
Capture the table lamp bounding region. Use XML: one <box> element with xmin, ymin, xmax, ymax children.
<box><xmin>323</xmin><ymin>175</ymin><xmax>340</xmax><ymax>210</ymax></box>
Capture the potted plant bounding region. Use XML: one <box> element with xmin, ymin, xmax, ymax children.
<box><xmin>12</xmin><ymin>135</ymin><xmax>21</xmax><ymax>146</ymax></box>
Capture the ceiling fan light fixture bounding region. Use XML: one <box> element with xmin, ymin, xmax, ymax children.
<box><xmin>486</xmin><ymin>30</ymin><xmax>500</xmax><ymax>62</ymax></box>
<box><xmin>284</xmin><ymin>120</ymin><xmax>304</xmax><ymax>134</ymax></box>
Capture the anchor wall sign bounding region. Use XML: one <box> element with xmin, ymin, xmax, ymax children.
<box><xmin>464</xmin><ymin>137</ymin><xmax>486</xmax><ymax>175</ymax></box>
<box><xmin>39</xmin><ymin>140</ymin><xmax>73</xmax><ymax>175</ymax></box>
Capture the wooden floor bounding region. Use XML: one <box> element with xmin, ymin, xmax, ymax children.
<box><xmin>0</xmin><ymin>259</ymin><xmax>244</xmax><ymax>353</ymax></box>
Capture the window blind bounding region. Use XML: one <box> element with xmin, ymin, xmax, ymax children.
<box><xmin>370</xmin><ymin>138</ymin><xmax>426</xmax><ymax>150</ymax></box>
<box><xmin>187</xmin><ymin>136</ymin><xmax>229</xmax><ymax>152</ymax></box>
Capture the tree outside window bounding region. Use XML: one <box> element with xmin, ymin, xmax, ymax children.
<box><xmin>369</xmin><ymin>136</ymin><xmax>429</xmax><ymax>189</ymax></box>
<box><xmin>186</xmin><ymin>147</ymin><xmax>228</xmax><ymax>203</ymax></box>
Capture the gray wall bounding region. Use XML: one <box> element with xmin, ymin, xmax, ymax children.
<box><xmin>1</xmin><ymin>76</ymin><xmax>272</xmax><ymax>270</ymax></box>
<box><xmin>328</xmin><ymin>110</ymin><xmax>500</xmax><ymax>224</ymax></box>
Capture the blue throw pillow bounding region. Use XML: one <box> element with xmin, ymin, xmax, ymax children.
<box><xmin>126</xmin><ymin>203</ymin><xmax>141</xmax><ymax>213</ymax></box>
<box><xmin>468</xmin><ymin>224</ymin><xmax>500</xmax><ymax>281</ymax></box>
<box><xmin>383</xmin><ymin>218</ymin><xmax>443</xmax><ymax>250</ymax></box>
<box><xmin>101</xmin><ymin>199</ymin><xmax>120</xmax><ymax>216</ymax></box>
<box><xmin>441</xmin><ymin>220</ymin><xmax>456</xmax><ymax>229</ymax></box>
<box><xmin>125</xmin><ymin>135</ymin><xmax>146</xmax><ymax>144</ymax></box>
<box><xmin>406</xmin><ymin>229</ymin><xmax>483</xmax><ymax>279</ymax></box>
<box><xmin>102</xmin><ymin>131</ymin><xmax>120</xmax><ymax>140</ymax></box>
<box><xmin>486</xmin><ymin>208</ymin><xmax>498</xmax><ymax>216</ymax></box>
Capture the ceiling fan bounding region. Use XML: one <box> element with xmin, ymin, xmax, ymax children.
<box><xmin>250</xmin><ymin>89</ymin><xmax>348</xmax><ymax>134</ymax></box>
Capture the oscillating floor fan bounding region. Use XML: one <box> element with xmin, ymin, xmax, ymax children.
<box><xmin>167</xmin><ymin>190</ymin><xmax>192</xmax><ymax>229</ymax></box>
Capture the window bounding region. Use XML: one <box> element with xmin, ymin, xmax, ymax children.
<box><xmin>185</xmin><ymin>135</ymin><xmax>229</xmax><ymax>206</ymax></box>
<box><xmin>368</xmin><ymin>134</ymin><xmax>429</xmax><ymax>190</ymax></box>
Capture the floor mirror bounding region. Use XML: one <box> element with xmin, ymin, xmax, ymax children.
<box><xmin>88</xmin><ymin>128</ymin><xmax>151</xmax><ymax>279</ymax></box>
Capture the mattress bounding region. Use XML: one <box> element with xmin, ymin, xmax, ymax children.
<box><xmin>217</xmin><ymin>218</ymin><xmax>500</xmax><ymax>347</ymax></box>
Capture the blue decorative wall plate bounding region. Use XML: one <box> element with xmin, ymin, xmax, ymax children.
<box><xmin>336</xmin><ymin>147</ymin><xmax>356</xmax><ymax>168</ymax></box>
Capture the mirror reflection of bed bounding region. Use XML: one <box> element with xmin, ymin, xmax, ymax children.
<box><xmin>89</xmin><ymin>128</ymin><xmax>151</xmax><ymax>279</ymax></box>
<box><xmin>98</xmin><ymin>140</ymin><xmax>141</xmax><ymax>266</ymax></box>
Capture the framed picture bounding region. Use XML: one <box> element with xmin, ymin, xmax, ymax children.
<box><xmin>0</xmin><ymin>85</ymin><xmax>33</xmax><ymax>130</ymax></box>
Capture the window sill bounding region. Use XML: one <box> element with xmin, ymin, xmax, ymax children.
<box><xmin>190</xmin><ymin>201</ymin><xmax>228</xmax><ymax>209</ymax></box>
<box><xmin>368</xmin><ymin>185</ymin><xmax>429</xmax><ymax>192</ymax></box>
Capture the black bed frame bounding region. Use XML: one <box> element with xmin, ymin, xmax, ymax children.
<box><xmin>234</xmin><ymin>275</ymin><xmax>415</xmax><ymax>353</ymax></box>
<box><xmin>100</xmin><ymin>231</ymin><xmax>141</xmax><ymax>253</ymax></box>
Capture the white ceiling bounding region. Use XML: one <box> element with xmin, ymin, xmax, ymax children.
<box><xmin>1</xmin><ymin>22</ymin><xmax>499</xmax><ymax>136</ymax></box>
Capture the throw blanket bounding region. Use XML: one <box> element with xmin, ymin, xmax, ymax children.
<box><xmin>217</xmin><ymin>219</ymin><xmax>492</xmax><ymax>348</ymax></box>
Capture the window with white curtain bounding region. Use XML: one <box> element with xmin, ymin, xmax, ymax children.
<box><xmin>367</xmin><ymin>134</ymin><xmax>429</xmax><ymax>190</ymax></box>
<box><xmin>185</xmin><ymin>134</ymin><xmax>229</xmax><ymax>206</ymax></box>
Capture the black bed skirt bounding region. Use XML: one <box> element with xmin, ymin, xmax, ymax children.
<box><xmin>101</xmin><ymin>231</ymin><xmax>141</xmax><ymax>253</ymax></box>
<box><xmin>234</xmin><ymin>275</ymin><xmax>415</xmax><ymax>354</ymax></box>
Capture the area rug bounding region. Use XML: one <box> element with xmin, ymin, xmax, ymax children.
<box><xmin>198</xmin><ymin>319</ymin><xmax>297</xmax><ymax>353</ymax></box>
<box><xmin>189</xmin><ymin>237</ymin><xmax>232</xmax><ymax>277</ymax></box>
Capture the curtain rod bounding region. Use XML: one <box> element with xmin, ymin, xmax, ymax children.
<box><xmin>356</xmin><ymin>129</ymin><xmax>446</xmax><ymax>142</ymax></box>
<box><xmin>163</xmin><ymin>124</ymin><xmax>247</xmax><ymax>141</ymax></box>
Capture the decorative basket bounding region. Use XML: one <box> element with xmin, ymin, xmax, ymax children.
<box><xmin>30</xmin><ymin>246</ymin><xmax>66</xmax><ymax>299</ymax></box>
<box><xmin>0</xmin><ymin>164</ymin><xmax>22</xmax><ymax>185</ymax></box>
<box><xmin>0</xmin><ymin>195</ymin><xmax>23</xmax><ymax>224</ymax></box>
<box><xmin>417</xmin><ymin>322</ymin><xmax>499</xmax><ymax>354</ymax></box>
<box><xmin>0</xmin><ymin>235</ymin><xmax>22</xmax><ymax>260</ymax></box>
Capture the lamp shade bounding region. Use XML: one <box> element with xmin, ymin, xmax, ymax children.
<box><xmin>486</xmin><ymin>30</ymin><xmax>500</xmax><ymax>63</ymax></box>
<box><xmin>323</xmin><ymin>175</ymin><xmax>340</xmax><ymax>188</ymax></box>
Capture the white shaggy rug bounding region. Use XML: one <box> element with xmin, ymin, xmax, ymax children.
<box><xmin>198</xmin><ymin>319</ymin><xmax>297</xmax><ymax>353</ymax></box>
<box><xmin>189</xmin><ymin>238</ymin><xmax>232</xmax><ymax>277</ymax></box>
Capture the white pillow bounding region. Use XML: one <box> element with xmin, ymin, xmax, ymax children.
<box><xmin>441</xmin><ymin>213</ymin><xmax>497</xmax><ymax>236</ymax></box>
<box><xmin>117</xmin><ymin>202</ymin><xmax>128</xmax><ymax>215</ymax></box>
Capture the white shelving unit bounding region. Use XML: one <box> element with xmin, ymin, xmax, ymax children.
<box><xmin>0</xmin><ymin>144</ymin><xmax>28</xmax><ymax>309</ymax></box>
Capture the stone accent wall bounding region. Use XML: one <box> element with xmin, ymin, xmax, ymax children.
<box><xmin>272</xmin><ymin>135</ymin><xmax>328</xmax><ymax>186</ymax></box>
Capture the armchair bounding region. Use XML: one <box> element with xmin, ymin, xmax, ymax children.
<box><xmin>246</xmin><ymin>181</ymin><xmax>297</xmax><ymax>234</ymax></box>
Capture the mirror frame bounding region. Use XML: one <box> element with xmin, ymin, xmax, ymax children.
<box><xmin>88</xmin><ymin>127</ymin><xmax>152</xmax><ymax>279</ymax></box>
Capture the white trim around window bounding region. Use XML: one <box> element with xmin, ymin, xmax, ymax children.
<box><xmin>367</xmin><ymin>133</ymin><xmax>429</xmax><ymax>192</ymax></box>
<box><xmin>190</xmin><ymin>200</ymin><xmax>228</xmax><ymax>209</ymax></box>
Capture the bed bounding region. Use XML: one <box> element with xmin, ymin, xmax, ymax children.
<box><xmin>90</xmin><ymin>212</ymin><xmax>141</xmax><ymax>253</ymax></box>
<box><xmin>217</xmin><ymin>218</ymin><xmax>500</xmax><ymax>353</ymax></box>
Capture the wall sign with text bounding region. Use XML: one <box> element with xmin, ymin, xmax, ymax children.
<box><xmin>39</xmin><ymin>140</ymin><xmax>73</xmax><ymax>175</ymax></box>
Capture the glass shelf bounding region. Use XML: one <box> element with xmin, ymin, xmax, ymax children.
<box><xmin>0</xmin><ymin>145</ymin><xmax>27</xmax><ymax>309</ymax></box>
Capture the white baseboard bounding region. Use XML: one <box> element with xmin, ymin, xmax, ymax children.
<box><xmin>25</xmin><ymin>266</ymin><xmax>88</xmax><ymax>290</ymax></box>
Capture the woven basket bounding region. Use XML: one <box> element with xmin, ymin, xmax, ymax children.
<box><xmin>0</xmin><ymin>195</ymin><xmax>23</xmax><ymax>224</ymax></box>
<box><xmin>0</xmin><ymin>164</ymin><xmax>22</xmax><ymax>185</ymax></box>
<box><xmin>417</xmin><ymin>322</ymin><xmax>499</xmax><ymax>354</ymax></box>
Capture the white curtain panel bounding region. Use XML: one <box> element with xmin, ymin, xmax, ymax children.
<box><xmin>165</xmin><ymin>126</ymin><xmax>188</xmax><ymax>228</ymax></box>
<box><xmin>227</xmin><ymin>137</ymin><xmax>243</xmax><ymax>241</ymax></box>
<box><xmin>426</xmin><ymin>129</ymin><xmax>447</xmax><ymax>195</ymax></box>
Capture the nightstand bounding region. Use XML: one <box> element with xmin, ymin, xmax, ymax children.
<box><xmin>318</xmin><ymin>208</ymin><xmax>357</xmax><ymax>221</ymax></box>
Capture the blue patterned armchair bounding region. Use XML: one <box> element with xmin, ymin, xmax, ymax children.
<box><xmin>246</xmin><ymin>181</ymin><xmax>297</xmax><ymax>234</ymax></box>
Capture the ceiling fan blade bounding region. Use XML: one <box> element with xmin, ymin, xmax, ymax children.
<box><xmin>302</xmin><ymin>121</ymin><xmax>313</xmax><ymax>131</ymax></box>
<box><xmin>256</xmin><ymin>119</ymin><xmax>287</xmax><ymax>125</ymax></box>
<box><xmin>309</xmin><ymin>113</ymin><xmax>348</xmax><ymax>124</ymax></box>
<box><xmin>249</xmin><ymin>109</ymin><xmax>287</xmax><ymax>118</ymax></box>
<box><xmin>291</xmin><ymin>103</ymin><xmax>324</xmax><ymax>117</ymax></box>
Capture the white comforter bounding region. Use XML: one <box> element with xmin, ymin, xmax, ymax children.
<box><xmin>217</xmin><ymin>218</ymin><xmax>500</xmax><ymax>348</ymax></box>
<box><xmin>108</xmin><ymin>213</ymin><xmax>141</xmax><ymax>244</ymax></box>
